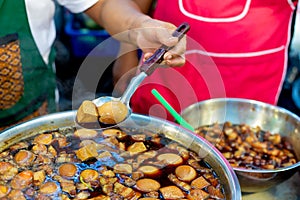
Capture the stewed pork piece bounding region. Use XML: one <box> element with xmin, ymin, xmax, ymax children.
<box><xmin>33</xmin><ymin>170</ymin><xmax>46</xmax><ymax>186</ymax></box>
<box><xmin>0</xmin><ymin>162</ymin><xmax>18</xmax><ymax>181</ymax></box>
<box><xmin>97</xmin><ymin>101</ymin><xmax>129</xmax><ymax>124</ymax></box>
<box><xmin>39</xmin><ymin>181</ymin><xmax>58</xmax><ymax>194</ymax></box>
<box><xmin>10</xmin><ymin>170</ymin><xmax>34</xmax><ymax>190</ymax></box>
<box><xmin>175</xmin><ymin>165</ymin><xmax>197</xmax><ymax>182</ymax></box>
<box><xmin>33</xmin><ymin>133</ymin><xmax>53</xmax><ymax>145</ymax></box>
<box><xmin>0</xmin><ymin>185</ymin><xmax>10</xmax><ymax>198</ymax></box>
<box><xmin>14</xmin><ymin>150</ymin><xmax>35</xmax><ymax>166</ymax></box>
<box><xmin>159</xmin><ymin>185</ymin><xmax>185</xmax><ymax>199</ymax></box>
<box><xmin>136</xmin><ymin>178</ymin><xmax>161</xmax><ymax>193</ymax></box>
<box><xmin>58</xmin><ymin>163</ymin><xmax>77</xmax><ymax>178</ymax></box>
<box><xmin>74</xmin><ymin>129</ymin><xmax>98</xmax><ymax>139</ymax></box>
<box><xmin>76</xmin><ymin>100</ymin><xmax>99</xmax><ymax>124</ymax></box>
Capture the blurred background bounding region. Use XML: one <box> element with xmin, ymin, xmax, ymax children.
<box><xmin>54</xmin><ymin>5</ymin><xmax>119</xmax><ymax>111</ymax></box>
<box><xmin>53</xmin><ymin>4</ymin><xmax>300</xmax><ymax>116</ymax></box>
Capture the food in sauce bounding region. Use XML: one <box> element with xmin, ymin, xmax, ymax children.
<box><xmin>76</xmin><ymin>100</ymin><xmax>129</xmax><ymax>126</ymax></box>
<box><xmin>0</xmin><ymin>127</ymin><xmax>225</xmax><ymax>199</ymax></box>
<box><xmin>97</xmin><ymin>101</ymin><xmax>128</xmax><ymax>124</ymax></box>
<box><xmin>58</xmin><ymin>163</ymin><xmax>77</xmax><ymax>178</ymax></box>
<box><xmin>76</xmin><ymin>100</ymin><xmax>99</xmax><ymax>124</ymax></box>
<box><xmin>195</xmin><ymin>121</ymin><xmax>298</xmax><ymax>169</ymax></box>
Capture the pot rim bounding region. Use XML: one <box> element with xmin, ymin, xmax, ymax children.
<box><xmin>181</xmin><ymin>97</ymin><xmax>300</xmax><ymax>122</ymax></box>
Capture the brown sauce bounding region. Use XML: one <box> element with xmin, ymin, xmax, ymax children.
<box><xmin>195</xmin><ymin>122</ymin><xmax>298</xmax><ymax>170</ymax></box>
<box><xmin>0</xmin><ymin>127</ymin><xmax>225</xmax><ymax>199</ymax></box>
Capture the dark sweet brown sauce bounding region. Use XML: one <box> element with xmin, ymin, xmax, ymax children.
<box><xmin>195</xmin><ymin>122</ymin><xmax>298</xmax><ymax>170</ymax></box>
<box><xmin>0</xmin><ymin>127</ymin><xmax>225</xmax><ymax>199</ymax></box>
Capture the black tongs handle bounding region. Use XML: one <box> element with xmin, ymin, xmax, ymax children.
<box><xmin>163</xmin><ymin>22</ymin><xmax>190</xmax><ymax>51</ymax></box>
<box><xmin>140</xmin><ymin>22</ymin><xmax>190</xmax><ymax>75</ymax></box>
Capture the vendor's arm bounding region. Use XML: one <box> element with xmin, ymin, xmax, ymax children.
<box><xmin>112</xmin><ymin>0</ymin><xmax>154</xmax><ymax>86</ymax></box>
<box><xmin>112</xmin><ymin>0</ymin><xmax>155</xmax><ymax>95</ymax></box>
<box><xmin>113</xmin><ymin>43</ymin><xmax>140</xmax><ymax>96</ymax></box>
<box><xmin>84</xmin><ymin>0</ymin><xmax>186</xmax><ymax>67</ymax></box>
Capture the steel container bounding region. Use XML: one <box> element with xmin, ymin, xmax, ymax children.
<box><xmin>0</xmin><ymin>110</ymin><xmax>241</xmax><ymax>199</ymax></box>
<box><xmin>181</xmin><ymin>98</ymin><xmax>300</xmax><ymax>193</ymax></box>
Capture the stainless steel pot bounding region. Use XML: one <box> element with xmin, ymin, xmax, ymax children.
<box><xmin>0</xmin><ymin>110</ymin><xmax>241</xmax><ymax>199</ymax></box>
<box><xmin>181</xmin><ymin>98</ymin><xmax>300</xmax><ymax>193</ymax></box>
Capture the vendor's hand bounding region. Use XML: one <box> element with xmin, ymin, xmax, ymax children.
<box><xmin>129</xmin><ymin>17</ymin><xmax>186</xmax><ymax>67</ymax></box>
<box><xmin>87</xmin><ymin>0</ymin><xmax>186</xmax><ymax>67</ymax></box>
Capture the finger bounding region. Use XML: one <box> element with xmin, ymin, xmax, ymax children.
<box><xmin>165</xmin><ymin>55</ymin><xmax>186</xmax><ymax>67</ymax></box>
<box><xmin>143</xmin><ymin>50</ymin><xmax>185</xmax><ymax>67</ymax></box>
<box><xmin>156</xmin><ymin>29</ymin><xmax>179</xmax><ymax>47</ymax></box>
<box><xmin>164</xmin><ymin>52</ymin><xmax>173</xmax><ymax>61</ymax></box>
<box><xmin>151</xmin><ymin>20</ymin><xmax>179</xmax><ymax>47</ymax></box>
<box><xmin>143</xmin><ymin>37</ymin><xmax>185</xmax><ymax>61</ymax></box>
<box><xmin>167</xmin><ymin>35</ymin><xmax>186</xmax><ymax>56</ymax></box>
<box><xmin>143</xmin><ymin>52</ymin><xmax>155</xmax><ymax>61</ymax></box>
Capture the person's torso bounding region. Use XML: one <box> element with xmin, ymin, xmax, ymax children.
<box><xmin>153</xmin><ymin>0</ymin><xmax>297</xmax><ymax>58</ymax></box>
<box><xmin>130</xmin><ymin>0</ymin><xmax>298</xmax><ymax>120</ymax></box>
<box><xmin>0</xmin><ymin>0</ymin><xmax>56</xmax><ymax>126</ymax></box>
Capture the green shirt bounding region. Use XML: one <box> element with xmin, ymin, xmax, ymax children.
<box><xmin>0</xmin><ymin>0</ymin><xmax>56</xmax><ymax>126</ymax></box>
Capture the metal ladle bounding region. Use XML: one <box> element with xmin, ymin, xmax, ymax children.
<box><xmin>93</xmin><ymin>22</ymin><xmax>190</xmax><ymax>127</ymax></box>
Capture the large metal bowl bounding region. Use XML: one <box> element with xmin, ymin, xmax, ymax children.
<box><xmin>181</xmin><ymin>98</ymin><xmax>300</xmax><ymax>193</ymax></box>
<box><xmin>0</xmin><ymin>110</ymin><xmax>241</xmax><ymax>199</ymax></box>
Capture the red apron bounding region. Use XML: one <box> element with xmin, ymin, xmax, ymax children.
<box><xmin>131</xmin><ymin>0</ymin><xmax>297</xmax><ymax>120</ymax></box>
